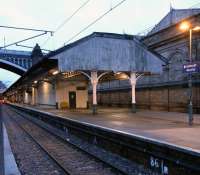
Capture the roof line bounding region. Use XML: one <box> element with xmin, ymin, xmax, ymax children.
<box><xmin>147</xmin><ymin>8</ymin><xmax>200</xmax><ymax>36</ymax></box>
<box><xmin>3</xmin><ymin>58</ymin><xmax>57</xmax><ymax>95</ymax></box>
<box><xmin>143</xmin><ymin>13</ymin><xmax>200</xmax><ymax>39</ymax></box>
<box><xmin>133</xmin><ymin>37</ymin><xmax>168</xmax><ymax>64</ymax></box>
<box><xmin>44</xmin><ymin>32</ymin><xmax>134</xmax><ymax>59</ymax></box>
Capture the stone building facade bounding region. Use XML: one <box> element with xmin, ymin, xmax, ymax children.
<box><xmin>91</xmin><ymin>8</ymin><xmax>200</xmax><ymax>113</ymax></box>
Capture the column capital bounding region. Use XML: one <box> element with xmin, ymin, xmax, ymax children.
<box><xmin>91</xmin><ymin>71</ymin><xmax>98</xmax><ymax>85</ymax></box>
<box><xmin>129</xmin><ymin>72</ymin><xmax>136</xmax><ymax>86</ymax></box>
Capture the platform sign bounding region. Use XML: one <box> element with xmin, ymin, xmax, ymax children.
<box><xmin>149</xmin><ymin>156</ymin><xmax>169</xmax><ymax>174</ymax></box>
<box><xmin>183</xmin><ymin>62</ymin><xmax>200</xmax><ymax>73</ymax></box>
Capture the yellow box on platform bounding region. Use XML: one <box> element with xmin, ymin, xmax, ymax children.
<box><xmin>60</xmin><ymin>101</ymin><xmax>68</xmax><ymax>109</ymax></box>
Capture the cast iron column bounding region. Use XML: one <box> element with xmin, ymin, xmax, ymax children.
<box><xmin>91</xmin><ymin>71</ymin><xmax>98</xmax><ymax>115</ymax></box>
<box><xmin>130</xmin><ymin>72</ymin><xmax>136</xmax><ymax>113</ymax></box>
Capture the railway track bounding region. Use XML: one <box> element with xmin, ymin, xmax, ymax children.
<box><xmin>4</xmin><ymin>106</ymin><xmax>123</xmax><ymax>175</ymax></box>
<box><xmin>5</xmin><ymin>104</ymin><xmax>200</xmax><ymax>175</ymax></box>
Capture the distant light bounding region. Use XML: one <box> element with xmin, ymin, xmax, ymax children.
<box><xmin>120</xmin><ymin>73</ymin><xmax>129</xmax><ymax>79</ymax></box>
<box><xmin>193</xmin><ymin>26</ymin><xmax>200</xmax><ymax>31</ymax></box>
<box><xmin>115</xmin><ymin>72</ymin><xmax>121</xmax><ymax>75</ymax></box>
<box><xmin>34</xmin><ymin>80</ymin><xmax>38</xmax><ymax>84</ymax></box>
<box><xmin>179</xmin><ymin>21</ymin><xmax>191</xmax><ymax>31</ymax></box>
<box><xmin>52</xmin><ymin>70</ymin><xmax>59</xmax><ymax>75</ymax></box>
<box><xmin>115</xmin><ymin>72</ymin><xmax>129</xmax><ymax>79</ymax></box>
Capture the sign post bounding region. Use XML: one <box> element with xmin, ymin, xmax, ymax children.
<box><xmin>183</xmin><ymin>62</ymin><xmax>200</xmax><ymax>73</ymax></box>
<box><xmin>183</xmin><ymin>62</ymin><xmax>200</xmax><ymax>125</ymax></box>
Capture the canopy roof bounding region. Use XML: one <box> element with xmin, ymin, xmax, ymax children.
<box><xmin>54</xmin><ymin>32</ymin><xmax>163</xmax><ymax>74</ymax></box>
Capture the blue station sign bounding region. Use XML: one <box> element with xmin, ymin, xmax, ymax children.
<box><xmin>183</xmin><ymin>62</ymin><xmax>200</xmax><ymax>73</ymax></box>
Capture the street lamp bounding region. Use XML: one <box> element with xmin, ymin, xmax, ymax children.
<box><xmin>179</xmin><ymin>21</ymin><xmax>200</xmax><ymax>125</ymax></box>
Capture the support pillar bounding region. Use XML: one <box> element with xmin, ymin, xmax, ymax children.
<box><xmin>91</xmin><ymin>71</ymin><xmax>98</xmax><ymax>115</ymax></box>
<box><xmin>23</xmin><ymin>90</ymin><xmax>26</xmax><ymax>104</ymax></box>
<box><xmin>31</xmin><ymin>87</ymin><xmax>35</xmax><ymax>105</ymax></box>
<box><xmin>130</xmin><ymin>72</ymin><xmax>136</xmax><ymax>113</ymax></box>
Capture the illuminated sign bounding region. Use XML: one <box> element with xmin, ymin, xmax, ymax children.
<box><xmin>183</xmin><ymin>62</ymin><xmax>200</xmax><ymax>73</ymax></box>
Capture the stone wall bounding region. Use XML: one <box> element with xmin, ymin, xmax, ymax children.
<box><xmin>89</xmin><ymin>84</ymin><xmax>200</xmax><ymax>113</ymax></box>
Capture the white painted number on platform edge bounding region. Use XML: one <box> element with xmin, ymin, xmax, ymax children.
<box><xmin>150</xmin><ymin>156</ymin><xmax>169</xmax><ymax>174</ymax></box>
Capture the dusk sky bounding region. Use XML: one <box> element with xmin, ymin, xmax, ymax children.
<box><xmin>0</xmin><ymin>0</ymin><xmax>200</xmax><ymax>87</ymax></box>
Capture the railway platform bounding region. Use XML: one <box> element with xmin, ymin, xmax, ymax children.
<box><xmin>32</xmin><ymin>106</ymin><xmax>200</xmax><ymax>152</ymax></box>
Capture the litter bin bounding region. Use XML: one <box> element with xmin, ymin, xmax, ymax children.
<box><xmin>56</xmin><ymin>102</ymin><xmax>58</xmax><ymax>109</ymax></box>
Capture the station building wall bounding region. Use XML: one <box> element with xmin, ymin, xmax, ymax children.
<box><xmin>136</xmin><ymin>86</ymin><xmax>189</xmax><ymax>112</ymax></box>
<box><xmin>24</xmin><ymin>91</ymin><xmax>32</xmax><ymax>104</ymax></box>
<box><xmin>31</xmin><ymin>87</ymin><xmax>38</xmax><ymax>105</ymax></box>
<box><xmin>17</xmin><ymin>92</ymin><xmax>24</xmax><ymax>104</ymax></box>
<box><xmin>89</xmin><ymin>84</ymin><xmax>200</xmax><ymax>113</ymax></box>
<box><xmin>56</xmin><ymin>80</ymin><xmax>88</xmax><ymax>109</ymax></box>
<box><xmin>36</xmin><ymin>81</ymin><xmax>56</xmax><ymax>107</ymax></box>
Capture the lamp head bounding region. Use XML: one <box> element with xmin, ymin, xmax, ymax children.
<box><xmin>193</xmin><ymin>26</ymin><xmax>200</xmax><ymax>31</ymax></box>
<box><xmin>179</xmin><ymin>21</ymin><xmax>191</xmax><ymax>31</ymax></box>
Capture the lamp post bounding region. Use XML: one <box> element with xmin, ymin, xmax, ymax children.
<box><xmin>180</xmin><ymin>22</ymin><xmax>200</xmax><ymax>125</ymax></box>
<box><xmin>188</xmin><ymin>28</ymin><xmax>193</xmax><ymax>126</ymax></box>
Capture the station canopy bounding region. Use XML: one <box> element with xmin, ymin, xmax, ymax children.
<box><xmin>53</xmin><ymin>32</ymin><xmax>164</xmax><ymax>74</ymax></box>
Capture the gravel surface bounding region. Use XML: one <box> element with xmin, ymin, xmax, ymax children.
<box><xmin>2</xmin><ymin>106</ymin><xmax>68</xmax><ymax>175</ymax></box>
<box><xmin>4</xmin><ymin>105</ymin><xmax>122</xmax><ymax>175</ymax></box>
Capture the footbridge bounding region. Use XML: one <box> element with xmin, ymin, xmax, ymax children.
<box><xmin>0</xmin><ymin>49</ymin><xmax>32</xmax><ymax>75</ymax></box>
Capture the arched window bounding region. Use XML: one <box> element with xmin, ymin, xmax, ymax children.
<box><xmin>168</xmin><ymin>51</ymin><xmax>186</xmax><ymax>71</ymax></box>
<box><xmin>167</xmin><ymin>50</ymin><xmax>188</xmax><ymax>81</ymax></box>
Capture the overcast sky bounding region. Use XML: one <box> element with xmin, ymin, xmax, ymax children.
<box><xmin>0</xmin><ymin>0</ymin><xmax>200</xmax><ymax>87</ymax></box>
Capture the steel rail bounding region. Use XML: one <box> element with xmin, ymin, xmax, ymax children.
<box><xmin>5</xmin><ymin>108</ymin><xmax>72</xmax><ymax>175</ymax></box>
<box><xmin>10</xmin><ymin>107</ymin><xmax>127</xmax><ymax>175</ymax></box>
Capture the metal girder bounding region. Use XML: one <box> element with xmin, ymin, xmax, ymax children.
<box><xmin>0</xmin><ymin>25</ymin><xmax>54</xmax><ymax>49</ymax></box>
<box><xmin>16</xmin><ymin>44</ymin><xmax>51</xmax><ymax>52</ymax></box>
<box><xmin>0</xmin><ymin>25</ymin><xmax>53</xmax><ymax>34</ymax></box>
<box><xmin>0</xmin><ymin>32</ymin><xmax>47</xmax><ymax>49</ymax></box>
<box><xmin>0</xmin><ymin>59</ymin><xmax>26</xmax><ymax>76</ymax></box>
